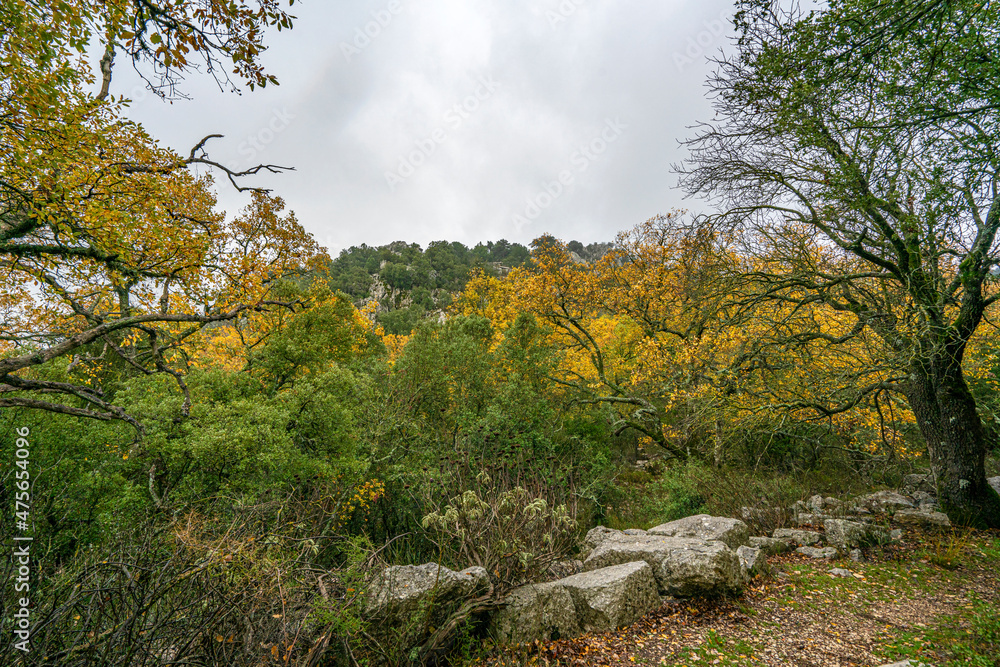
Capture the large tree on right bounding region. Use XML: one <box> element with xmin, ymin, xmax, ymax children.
<box><xmin>680</xmin><ymin>0</ymin><xmax>1000</xmax><ymax>526</ymax></box>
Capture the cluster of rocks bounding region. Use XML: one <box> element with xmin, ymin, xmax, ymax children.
<box><xmin>369</xmin><ymin>515</ymin><xmax>764</xmax><ymax>647</ymax></box>
<box><xmin>753</xmin><ymin>477</ymin><xmax>954</xmax><ymax>533</ymax></box>
<box><xmin>365</xmin><ymin>473</ymin><xmax>1000</xmax><ymax>649</ymax></box>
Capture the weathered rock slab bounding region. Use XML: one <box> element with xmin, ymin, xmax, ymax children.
<box><xmin>988</xmin><ymin>476</ymin><xmax>1000</xmax><ymax>495</ymax></box>
<box><xmin>648</xmin><ymin>514</ymin><xmax>750</xmax><ymax>549</ymax></box>
<box><xmin>894</xmin><ymin>508</ymin><xmax>951</xmax><ymax>528</ymax></box>
<box><xmin>772</xmin><ymin>528</ymin><xmax>824</xmax><ymax>546</ymax></box>
<box><xmin>796</xmin><ymin>546</ymin><xmax>838</xmax><ymax>559</ymax></box>
<box><xmin>749</xmin><ymin>536</ymin><xmax>791</xmax><ymax>555</ymax></box>
<box><xmin>824</xmin><ymin>518</ymin><xmax>889</xmax><ymax>549</ymax></box>
<box><xmin>737</xmin><ymin>545</ymin><xmax>767</xmax><ymax>576</ymax></box>
<box><xmin>493</xmin><ymin>562</ymin><xmax>661</xmax><ymax>644</ymax></box>
<box><xmin>366</xmin><ymin>563</ymin><xmax>489</xmax><ymax>619</ymax></box>
<box><xmin>859</xmin><ymin>491</ymin><xmax>916</xmax><ymax>513</ymax></box>
<box><xmin>584</xmin><ymin>525</ymin><xmax>621</xmax><ymax>551</ymax></box>
<box><xmin>558</xmin><ymin>561</ymin><xmax>661</xmax><ymax>633</ymax></box>
<box><xmin>583</xmin><ymin>532</ymin><xmax>744</xmax><ymax>597</ymax></box>
<box><xmin>491</xmin><ymin>581</ymin><xmax>579</xmax><ymax>644</ymax></box>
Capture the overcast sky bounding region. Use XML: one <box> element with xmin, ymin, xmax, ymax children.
<box><xmin>115</xmin><ymin>0</ymin><xmax>735</xmax><ymax>256</ymax></box>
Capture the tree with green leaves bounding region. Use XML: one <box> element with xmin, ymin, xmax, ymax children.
<box><xmin>680</xmin><ymin>0</ymin><xmax>1000</xmax><ymax>526</ymax></box>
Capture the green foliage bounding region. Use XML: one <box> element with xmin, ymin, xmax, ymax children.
<box><xmin>602</xmin><ymin>464</ymin><xmax>707</xmax><ymax>530</ymax></box>
<box><xmin>0</xmin><ymin>410</ymin><xmax>137</xmax><ymax>565</ymax></box>
<box><xmin>422</xmin><ymin>482</ymin><xmax>578</xmax><ymax>589</ymax></box>
<box><xmin>249</xmin><ymin>288</ymin><xmax>376</xmax><ymax>389</ymax></box>
<box><xmin>116</xmin><ymin>366</ymin><xmax>365</xmax><ymax>504</ymax></box>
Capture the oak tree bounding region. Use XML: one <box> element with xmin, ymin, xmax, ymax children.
<box><xmin>680</xmin><ymin>0</ymin><xmax>1000</xmax><ymax>525</ymax></box>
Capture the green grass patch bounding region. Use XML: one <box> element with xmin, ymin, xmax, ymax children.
<box><xmin>880</xmin><ymin>596</ymin><xmax>1000</xmax><ymax>667</ymax></box>
<box><xmin>674</xmin><ymin>630</ymin><xmax>759</xmax><ymax>666</ymax></box>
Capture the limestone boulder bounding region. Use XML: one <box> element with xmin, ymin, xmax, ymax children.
<box><xmin>749</xmin><ymin>536</ymin><xmax>791</xmax><ymax>555</ymax></box>
<box><xmin>366</xmin><ymin>563</ymin><xmax>489</xmax><ymax>619</ymax></box>
<box><xmin>824</xmin><ymin>519</ymin><xmax>889</xmax><ymax>550</ymax></box>
<box><xmin>794</xmin><ymin>512</ymin><xmax>820</xmax><ymax>526</ymax></box>
<box><xmin>558</xmin><ymin>561</ymin><xmax>661</xmax><ymax>633</ymax></box>
<box><xmin>546</xmin><ymin>559</ymin><xmax>584</xmax><ymax>579</ymax></box>
<box><xmin>583</xmin><ymin>533</ymin><xmax>744</xmax><ymax>597</ymax></box>
<box><xmin>491</xmin><ymin>581</ymin><xmax>579</xmax><ymax>644</ymax></box>
<box><xmin>988</xmin><ymin>476</ymin><xmax>1000</xmax><ymax>495</ymax></box>
<box><xmin>796</xmin><ymin>546</ymin><xmax>838</xmax><ymax>559</ymax></box>
<box><xmin>772</xmin><ymin>528</ymin><xmax>824</xmax><ymax>546</ymax></box>
<box><xmin>584</xmin><ymin>525</ymin><xmax>621</xmax><ymax>551</ymax></box>
<box><xmin>648</xmin><ymin>514</ymin><xmax>750</xmax><ymax>549</ymax></box>
<box><xmin>807</xmin><ymin>494</ymin><xmax>824</xmax><ymax>513</ymax></box>
<box><xmin>894</xmin><ymin>508</ymin><xmax>951</xmax><ymax>528</ymax></box>
<box><xmin>859</xmin><ymin>491</ymin><xmax>916</xmax><ymax>513</ymax></box>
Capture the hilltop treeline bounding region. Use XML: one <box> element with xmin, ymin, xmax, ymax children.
<box><xmin>323</xmin><ymin>238</ymin><xmax>613</xmax><ymax>334</ymax></box>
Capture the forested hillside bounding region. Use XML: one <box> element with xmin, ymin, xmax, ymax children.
<box><xmin>323</xmin><ymin>239</ymin><xmax>613</xmax><ymax>334</ymax></box>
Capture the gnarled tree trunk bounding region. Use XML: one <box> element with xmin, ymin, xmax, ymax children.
<box><xmin>904</xmin><ymin>354</ymin><xmax>1000</xmax><ymax>528</ymax></box>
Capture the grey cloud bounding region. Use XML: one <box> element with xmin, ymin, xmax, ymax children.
<box><xmin>116</xmin><ymin>0</ymin><xmax>735</xmax><ymax>254</ymax></box>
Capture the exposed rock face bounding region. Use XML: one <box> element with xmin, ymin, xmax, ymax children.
<box><xmin>558</xmin><ymin>562</ymin><xmax>661</xmax><ymax>633</ymax></box>
<box><xmin>647</xmin><ymin>514</ymin><xmax>750</xmax><ymax>549</ymax></box>
<box><xmin>749</xmin><ymin>536</ymin><xmax>791</xmax><ymax>555</ymax></box>
<box><xmin>772</xmin><ymin>528</ymin><xmax>824</xmax><ymax>546</ymax></box>
<box><xmin>492</xmin><ymin>562</ymin><xmax>660</xmax><ymax>644</ymax></box>
<box><xmin>894</xmin><ymin>508</ymin><xmax>951</xmax><ymax>528</ymax></box>
<box><xmin>824</xmin><ymin>519</ymin><xmax>889</xmax><ymax>549</ymax></box>
<box><xmin>796</xmin><ymin>546</ymin><xmax>838</xmax><ymax>559</ymax></box>
<box><xmin>583</xmin><ymin>530</ymin><xmax>744</xmax><ymax>597</ymax></box>
<box><xmin>988</xmin><ymin>476</ymin><xmax>1000</xmax><ymax>495</ymax></box>
<box><xmin>366</xmin><ymin>563</ymin><xmax>489</xmax><ymax>620</ymax></box>
<box><xmin>492</xmin><ymin>581</ymin><xmax>579</xmax><ymax>644</ymax></box>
